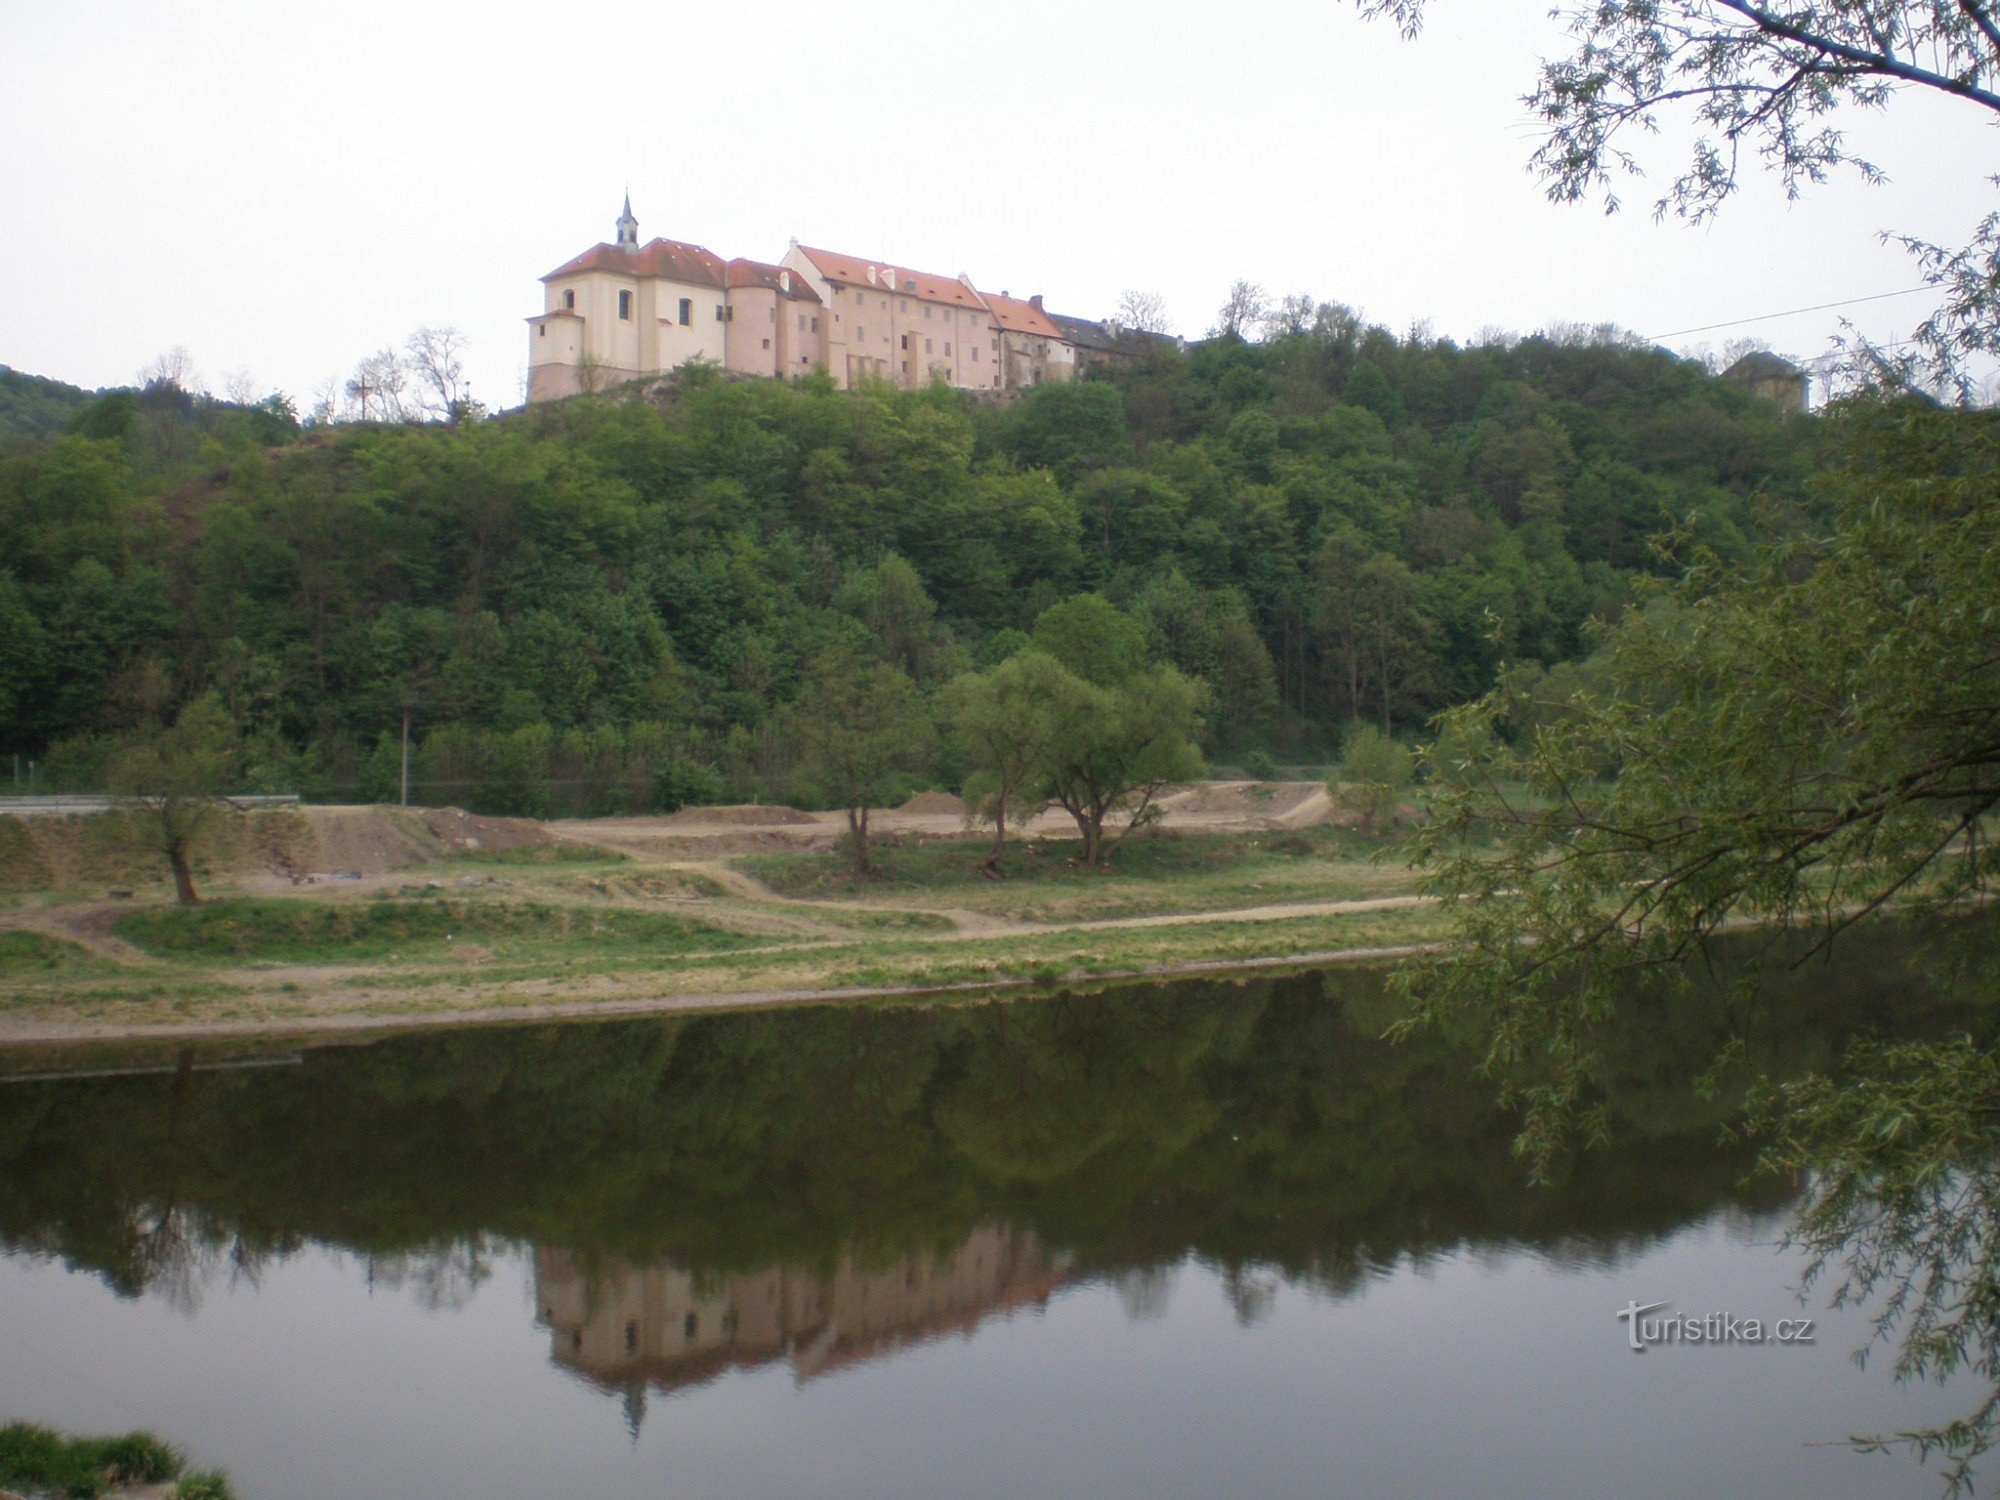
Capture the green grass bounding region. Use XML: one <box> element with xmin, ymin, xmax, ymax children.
<box><xmin>0</xmin><ymin>818</ymin><xmax>52</xmax><ymax>892</ymax></box>
<box><xmin>0</xmin><ymin>930</ymin><xmax>91</xmax><ymax>972</ymax></box>
<box><xmin>113</xmin><ymin>897</ymin><xmax>758</xmax><ymax>963</ymax></box>
<box><xmin>446</xmin><ymin>841</ymin><xmax>627</xmax><ymax>866</ymax></box>
<box><xmin>0</xmin><ymin>1421</ymin><xmax>230</xmax><ymax>1500</ymax></box>
<box><xmin>808</xmin><ymin>907</ymin><xmax>959</xmax><ymax>934</ymax></box>
<box><xmin>740</xmin><ymin>826</ymin><xmax>1395</xmax><ymax>896</ymax></box>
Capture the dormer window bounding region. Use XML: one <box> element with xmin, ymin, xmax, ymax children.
<box><xmin>617</xmin><ymin>290</ymin><xmax>632</xmax><ymax>320</ymax></box>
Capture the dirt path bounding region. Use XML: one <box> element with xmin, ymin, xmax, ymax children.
<box><xmin>10</xmin><ymin>904</ymin><xmax>163</xmax><ymax>966</ymax></box>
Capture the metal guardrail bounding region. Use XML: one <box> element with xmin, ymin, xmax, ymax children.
<box><xmin>0</xmin><ymin>793</ymin><xmax>302</xmax><ymax>816</ymax></box>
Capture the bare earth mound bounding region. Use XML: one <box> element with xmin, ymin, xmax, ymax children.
<box><xmin>304</xmin><ymin>806</ymin><xmax>558</xmax><ymax>874</ymax></box>
<box><xmin>1155</xmin><ymin>782</ymin><xmax>1327</xmax><ymax>825</ymax></box>
<box><xmin>898</xmin><ymin>791</ymin><xmax>968</xmax><ymax>816</ymax></box>
<box><xmin>0</xmin><ymin>803</ymin><xmax>559</xmax><ymax>891</ymax></box>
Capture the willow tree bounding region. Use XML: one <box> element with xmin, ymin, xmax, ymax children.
<box><xmin>106</xmin><ymin>693</ymin><xmax>242</xmax><ymax>905</ymax></box>
<box><xmin>1358</xmin><ymin>0</ymin><xmax>2000</xmax><ymax>390</ymax></box>
<box><xmin>1351</xmin><ymin>1</ymin><xmax>2000</xmax><ymax>1482</ymax></box>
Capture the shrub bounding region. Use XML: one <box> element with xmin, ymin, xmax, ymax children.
<box><xmin>1331</xmin><ymin>723</ymin><xmax>1413</xmax><ymax>831</ymax></box>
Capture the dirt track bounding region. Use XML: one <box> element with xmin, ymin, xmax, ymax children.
<box><xmin>555</xmin><ymin>781</ymin><xmax>1336</xmax><ymax>861</ymax></box>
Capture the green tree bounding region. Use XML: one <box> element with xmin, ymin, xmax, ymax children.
<box><xmin>1332</xmin><ymin>723</ymin><xmax>1412</xmax><ymax>832</ymax></box>
<box><xmin>1400</xmin><ymin>398</ymin><xmax>2000</xmax><ymax>1480</ymax></box>
<box><xmin>791</xmin><ymin>652</ymin><xmax>932</xmax><ymax>873</ymax></box>
<box><xmin>1340</xmin><ymin>11</ymin><xmax>2000</xmax><ymax>1474</ymax></box>
<box><xmin>945</xmin><ymin>652</ymin><xmax>1071</xmax><ymax>870</ymax></box>
<box><xmin>1032</xmin><ymin>593</ymin><xmax>1150</xmax><ymax>686</ymax></box>
<box><xmin>1039</xmin><ymin>664</ymin><xmax>1209</xmax><ymax>865</ymax></box>
<box><xmin>105</xmin><ymin>693</ymin><xmax>243</xmax><ymax>905</ymax></box>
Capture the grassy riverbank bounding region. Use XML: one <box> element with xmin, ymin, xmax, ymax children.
<box><xmin>0</xmin><ymin>819</ymin><xmax>1448</xmax><ymax>1042</ymax></box>
<box><xmin>0</xmin><ymin>1421</ymin><xmax>235</xmax><ymax>1499</ymax></box>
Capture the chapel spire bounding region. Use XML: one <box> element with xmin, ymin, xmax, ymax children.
<box><xmin>616</xmin><ymin>191</ymin><xmax>638</xmax><ymax>250</ymax></box>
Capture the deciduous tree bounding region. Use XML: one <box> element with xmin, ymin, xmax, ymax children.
<box><xmin>945</xmin><ymin>651</ymin><xmax>1071</xmax><ymax>870</ymax></box>
<box><xmin>1039</xmin><ymin>664</ymin><xmax>1208</xmax><ymax>866</ymax></box>
<box><xmin>790</xmin><ymin>652</ymin><xmax>931</xmax><ymax>874</ymax></box>
<box><xmin>106</xmin><ymin>693</ymin><xmax>242</xmax><ymax>905</ymax></box>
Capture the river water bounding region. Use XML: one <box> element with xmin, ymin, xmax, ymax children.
<box><xmin>0</xmin><ymin>935</ymin><xmax>1987</xmax><ymax>1497</ymax></box>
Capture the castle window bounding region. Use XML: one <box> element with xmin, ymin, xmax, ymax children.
<box><xmin>618</xmin><ymin>290</ymin><xmax>632</xmax><ymax>320</ymax></box>
<box><xmin>944</xmin><ymin>342</ymin><xmax>951</xmax><ymax>355</ymax></box>
<box><xmin>538</xmin><ymin>325</ymin><xmax>546</xmax><ymax>338</ymax></box>
<box><xmin>563</xmin><ymin>289</ymin><xmax>575</xmax><ymax>310</ymax></box>
<box><xmin>684</xmin><ymin>1313</ymin><xmax>698</xmax><ymax>1341</ymax></box>
<box><xmin>768</xmin><ymin>307</ymin><xmax>776</xmax><ymax>324</ymax></box>
<box><xmin>678</xmin><ymin>298</ymin><xmax>692</xmax><ymax>326</ymax></box>
<box><xmin>925</xmin><ymin>338</ymin><xmax>932</xmax><ymax>353</ymax></box>
<box><xmin>811</xmin><ymin>317</ymin><xmax>819</xmax><ymax>332</ymax></box>
<box><xmin>857</xmin><ymin>325</ymin><xmax>864</xmax><ymax>340</ymax></box>
<box><xmin>761</xmin><ymin>338</ymin><xmax>770</xmax><ymax>349</ymax></box>
<box><xmin>797</xmin><ymin>313</ymin><xmax>805</xmax><ymax>331</ymax></box>
<box><xmin>716</xmin><ymin>304</ymin><xmax>726</xmax><ymax>321</ymax></box>
<box><xmin>900</xmin><ymin>334</ymin><xmax>908</xmax><ymax>350</ymax></box>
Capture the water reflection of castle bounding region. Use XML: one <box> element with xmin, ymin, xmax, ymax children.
<box><xmin>534</xmin><ymin>1226</ymin><xmax>1070</xmax><ymax>1410</ymax></box>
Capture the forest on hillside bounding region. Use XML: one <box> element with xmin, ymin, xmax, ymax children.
<box><xmin>0</xmin><ymin>319</ymin><xmax>1817</xmax><ymax>815</ymax></box>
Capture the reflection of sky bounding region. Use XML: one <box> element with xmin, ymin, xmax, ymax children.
<box><xmin>0</xmin><ymin>1206</ymin><xmax>1964</xmax><ymax>1499</ymax></box>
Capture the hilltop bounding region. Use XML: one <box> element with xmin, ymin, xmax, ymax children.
<box><xmin>0</xmin><ymin>321</ymin><xmax>1816</xmax><ymax>816</ymax></box>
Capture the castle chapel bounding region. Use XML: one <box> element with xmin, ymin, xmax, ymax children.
<box><xmin>527</xmin><ymin>198</ymin><xmax>1154</xmax><ymax>403</ymax></box>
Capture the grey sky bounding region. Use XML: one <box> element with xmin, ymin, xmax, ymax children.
<box><xmin>4</xmin><ymin>0</ymin><xmax>1992</xmax><ymax>411</ymax></box>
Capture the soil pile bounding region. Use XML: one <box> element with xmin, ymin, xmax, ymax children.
<box><xmin>0</xmin><ymin>804</ymin><xmax>559</xmax><ymax>891</ymax></box>
<box><xmin>1156</xmin><ymin>782</ymin><xmax>1327</xmax><ymax>824</ymax></box>
<box><xmin>897</xmin><ymin>791</ymin><xmax>968</xmax><ymax>816</ymax></box>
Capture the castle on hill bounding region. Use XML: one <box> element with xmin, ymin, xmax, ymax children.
<box><xmin>526</xmin><ymin>197</ymin><xmax>1167</xmax><ymax>403</ymax></box>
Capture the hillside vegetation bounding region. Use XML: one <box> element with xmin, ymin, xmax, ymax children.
<box><xmin>0</xmin><ymin>322</ymin><xmax>1815</xmax><ymax>815</ymax></box>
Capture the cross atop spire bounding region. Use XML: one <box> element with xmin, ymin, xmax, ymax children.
<box><xmin>615</xmin><ymin>191</ymin><xmax>638</xmax><ymax>250</ymax></box>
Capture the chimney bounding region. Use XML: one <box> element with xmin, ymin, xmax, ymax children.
<box><xmin>1029</xmin><ymin>294</ymin><xmax>1043</xmax><ymax>310</ymax></box>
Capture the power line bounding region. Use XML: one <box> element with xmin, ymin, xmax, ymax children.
<box><xmin>1648</xmin><ymin>286</ymin><xmax>1933</xmax><ymax>342</ymax></box>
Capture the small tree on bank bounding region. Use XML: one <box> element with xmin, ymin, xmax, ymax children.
<box><xmin>791</xmin><ymin>653</ymin><xmax>931</xmax><ymax>875</ymax></box>
<box><xmin>1040</xmin><ymin>664</ymin><xmax>1208</xmax><ymax>866</ymax></box>
<box><xmin>106</xmin><ymin>694</ymin><xmax>242</xmax><ymax>905</ymax></box>
<box><xmin>945</xmin><ymin>651</ymin><xmax>1071</xmax><ymax>872</ymax></box>
<box><xmin>1332</xmin><ymin>722</ymin><xmax>1413</xmax><ymax>832</ymax></box>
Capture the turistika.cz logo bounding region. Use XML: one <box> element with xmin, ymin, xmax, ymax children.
<box><xmin>1616</xmin><ymin>1300</ymin><xmax>1816</xmax><ymax>1353</ymax></box>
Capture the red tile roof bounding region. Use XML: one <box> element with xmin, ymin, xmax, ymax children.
<box><xmin>796</xmin><ymin>246</ymin><xmax>989</xmax><ymax>312</ymax></box>
<box><xmin>543</xmin><ymin>238</ymin><xmax>727</xmax><ymax>288</ymax></box>
<box><xmin>725</xmin><ymin>257</ymin><xmax>823</xmax><ymax>302</ymax></box>
<box><xmin>982</xmin><ymin>292</ymin><xmax>1067</xmax><ymax>342</ymax></box>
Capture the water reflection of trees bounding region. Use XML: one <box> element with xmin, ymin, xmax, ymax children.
<box><xmin>3</xmin><ymin>952</ymin><xmax>1936</xmax><ymax>1321</ymax></box>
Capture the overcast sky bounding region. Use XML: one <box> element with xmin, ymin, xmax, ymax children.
<box><xmin>4</xmin><ymin>0</ymin><xmax>1993</xmax><ymax>411</ymax></box>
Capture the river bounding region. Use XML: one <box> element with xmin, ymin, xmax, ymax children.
<box><xmin>0</xmin><ymin>930</ymin><xmax>1988</xmax><ymax>1497</ymax></box>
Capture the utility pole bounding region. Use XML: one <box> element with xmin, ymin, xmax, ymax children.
<box><xmin>400</xmin><ymin>712</ymin><xmax>411</xmax><ymax>808</ymax></box>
